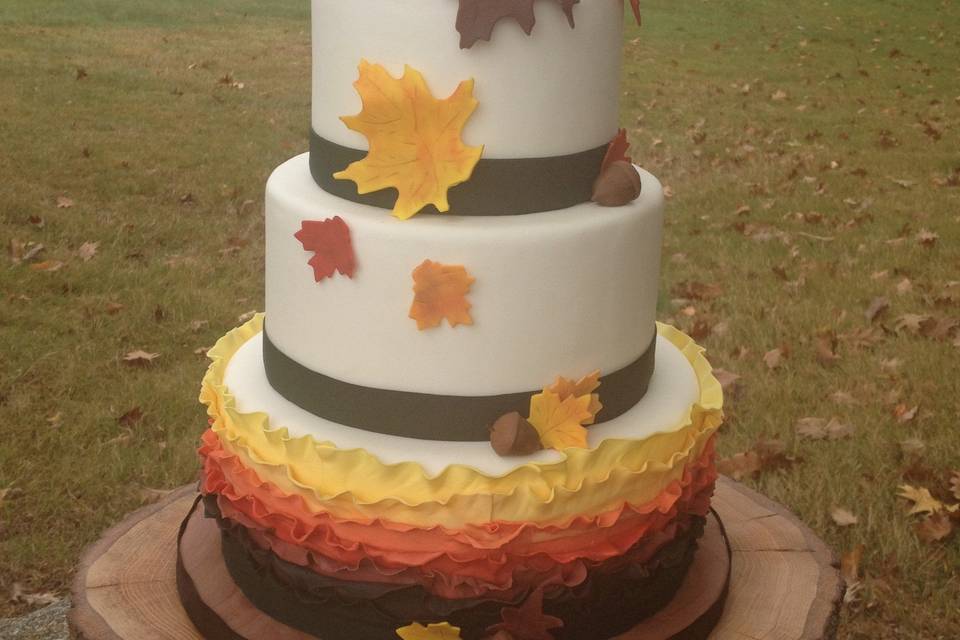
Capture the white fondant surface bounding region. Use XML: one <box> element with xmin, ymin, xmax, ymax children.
<box><xmin>312</xmin><ymin>0</ymin><xmax>624</xmax><ymax>158</ymax></box>
<box><xmin>225</xmin><ymin>331</ymin><xmax>701</xmax><ymax>477</ymax></box>
<box><xmin>265</xmin><ymin>154</ymin><xmax>664</xmax><ymax>397</ymax></box>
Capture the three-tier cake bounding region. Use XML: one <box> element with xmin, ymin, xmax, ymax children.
<box><xmin>182</xmin><ymin>2</ymin><xmax>724</xmax><ymax>639</ymax></box>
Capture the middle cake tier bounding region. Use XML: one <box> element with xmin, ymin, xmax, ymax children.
<box><xmin>265</xmin><ymin>153</ymin><xmax>665</xmax><ymax>440</ymax></box>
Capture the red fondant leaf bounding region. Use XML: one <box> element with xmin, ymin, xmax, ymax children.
<box><xmin>487</xmin><ymin>588</ymin><xmax>564</xmax><ymax>640</ymax></box>
<box><xmin>601</xmin><ymin>129</ymin><xmax>633</xmax><ymax>173</ymax></box>
<box><xmin>456</xmin><ymin>0</ymin><xmax>580</xmax><ymax>49</ymax></box>
<box><xmin>294</xmin><ymin>217</ymin><xmax>356</xmax><ymax>282</ymax></box>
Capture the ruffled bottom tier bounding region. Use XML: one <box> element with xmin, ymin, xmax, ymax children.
<box><xmin>193</xmin><ymin>317</ymin><xmax>724</xmax><ymax>639</ymax></box>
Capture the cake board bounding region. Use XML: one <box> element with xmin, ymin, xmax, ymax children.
<box><xmin>69</xmin><ymin>477</ymin><xmax>844</xmax><ymax>640</ymax></box>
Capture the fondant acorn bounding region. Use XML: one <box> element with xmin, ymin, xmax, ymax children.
<box><xmin>592</xmin><ymin>160</ymin><xmax>642</xmax><ymax>207</ymax></box>
<box><xmin>489</xmin><ymin>412</ymin><xmax>543</xmax><ymax>457</ymax></box>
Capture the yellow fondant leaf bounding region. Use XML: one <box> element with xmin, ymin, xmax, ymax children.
<box><xmin>528</xmin><ymin>391</ymin><xmax>592</xmax><ymax>451</ymax></box>
<box><xmin>547</xmin><ymin>369</ymin><xmax>603</xmax><ymax>424</ymax></box>
<box><xmin>396</xmin><ymin>622</ymin><xmax>463</xmax><ymax>640</ymax></box>
<box><xmin>409</xmin><ymin>260</ymin><xmax>475</xmax><ymax>330</ymax></box>
<box><xmin>335</xmin><ymin>60</ymin><xmax>484</xmax><ymax>220</ymax></box>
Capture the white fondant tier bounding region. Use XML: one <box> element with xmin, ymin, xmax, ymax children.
<box><xmin>312</xmin><ymin>0</ymin><xmax>624</xmax><ymax>158</ymax></box>
<box><xmin>265</xmin><ymin>153</ymin><xmax>664</xmax><ymax>397</ymax></box>
<box><xmin>226</xmin><ymin>331</ymin><xmax>700</xmax><ymax>477</ymax></box>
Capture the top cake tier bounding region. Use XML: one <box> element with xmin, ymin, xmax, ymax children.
<box><xmin>311</xmin><ymin>0</ymin><xmax>625</xmax><ymax>159</ymax></box>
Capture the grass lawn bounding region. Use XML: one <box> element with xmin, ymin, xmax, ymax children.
<box><xmin>1</xmin><ymin>0</ymin><xmax>957</xmax><ymax>637</ymax></box>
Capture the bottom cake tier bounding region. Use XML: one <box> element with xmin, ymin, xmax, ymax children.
<box><xmin>192</xmin><ymin>316</ymin><xmax>723</xmax><ymax>639</ymax></box>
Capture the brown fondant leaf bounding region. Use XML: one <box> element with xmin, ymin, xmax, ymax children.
<box><xmin>487</xmin><ymin>588</ymin><xmax>564</xmax><ymax>640</ymax></box>
<box><xmin>456</xmin><ymin>0</ymin><xmax>580</xmax><ymax>49</ymax></box>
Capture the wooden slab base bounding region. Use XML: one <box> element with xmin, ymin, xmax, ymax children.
<box><xmin>69</xmin><ymin>477</ymin><xmax>843</xmax><ymax>640</ymax></box>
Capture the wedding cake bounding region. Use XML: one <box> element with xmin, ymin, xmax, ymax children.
<box><xmin>185</xmin><ymin>2</ymin><xmax>724</xmax><ymax>638</ymax></box>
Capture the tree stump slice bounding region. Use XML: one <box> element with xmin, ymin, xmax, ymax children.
<box><xmin>69</xmin><ymin>477</ymin><xmax>843</xmax><ymax>640</ymax></box>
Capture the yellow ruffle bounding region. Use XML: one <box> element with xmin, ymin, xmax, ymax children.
<box><xmin>201</xmin><ymin>315</ymin><xmax>723</xmax><ymax>527</ymax></box>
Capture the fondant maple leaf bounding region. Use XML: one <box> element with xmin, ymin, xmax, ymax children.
<box><xmin>546</xmin><ymin>370</ymin><xmax>603</xmax><ymax>425</ymax></box>
<box><xmin>527</xmin><ymin>391</ymin><xmax>592</xmax><ymax>450</ymax></box>
<box><xmin>334</xmin><ymin>60</ymin><xmax>483</xmax><ymax>220</ymax></box>
<box><xmin>396</xmin><ymin>622</ymin><xmax>463</xmax><ymax>640</ymax></box>
<box><xmin>600</xmin><ymin>129</ymin><xmax>633</xmax><ymax>173</ymax></box>
<box><xmin>409</xmin><ymin>260</ymin><xmax>475</xmax><ymax>330</ymax></box>
<box><xmin>487</xmin><ymin>589</ymin><xmax>564</xmax><ymax>640</ymax></box>
<box><xmin>293</xmin><ymin>217</ymin><xmax>356</xmax><ymax>282</ymax></box>
<box><xmin>456</xmin><ymin>0</ymin><xmax>579</xmax><ymax>49</ymax></box>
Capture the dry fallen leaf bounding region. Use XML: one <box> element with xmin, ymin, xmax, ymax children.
<box><xmin>672</xmin><ymin>280</ymin><xmax>724</xmax><ymax>301</ymax></box>
<box><xmin>56</xmin><ymin>196</ymin><xmax>74</xmax><ymax>209</ymax></box>
<box><xmin>716</xmin><ymin>450</ymin><xmax>762</xmax><ymax>480</ymax></box>
<box><xmin>864</xmin><ymin>296</ymin><xmax>890</xmax><ymax>323</ymax></box>
<box><xmin>916</xmin><ymin>229</ymin><xmax>939</xmax><ymax>248</ymax></box>
<box><xmin>831</xmin><ymin>506</ymin><xmax>859</xmax><ymax>527</ymax></box>
<box><xmin>950</xmin><ymin>471</ymin><xmax>960</xmax><ymax>501</ymax></box>
<box><xmin>763</xmin><ymin>347</ymin><xmax>785</xmax><ymax>370</ymax></box>
<box><xmin>897</xmin><ymin>485</ymin><xmax>957</xmax><ymax>516</ymax></box>
<box><xmin>894</xmin><ymin>313</ymin><xmax>931</xmax><ymax>334</ymax></box>
<box><xmin>796</xmin><ymin>417</ymin><xmax>828</xmax><ymax>439</ymax></box>
<box><xmin>105</xmin><ymin>302</ymin><xmax>124</xmax><ymax>315</ymax></box>
<box><xmin>830</xmin><ymin>390</ymin><xmax>859</xmax><ymax>406</ymax></box>
<box><xmin>713</xmin><ymin>369</ymin><xmax>741</xmax><ymax>395</ymax></box>
<box><xmin>30</xmin><ymin>260</ymin><xmax>65</xmax><ymax>272</ymax></box>
<box><xmin>814</xmin><ymin>330</ymin><xmax>841</xmax><ymax>366</ymax></box>
<box><xmin>840</xmin><ymin>544</ymin><xmax>863</xmax><ymax>586</ymax></box>
<box><xmin>122</xmin><ymin>350</ymin><xmax>160</xmax><ymax>366</ymax></box>
<box><xmin>892</xmin><ymin>403</ymin><xmax>919</xmax><ymax>424</ymax></box>
<box><xmin>138</xmin><ymin>487</ymin><xmax>173</xmax><ymax>505</ymax></box>
<box><xmin>117</xmin><ymin>407</ymin><xmax>144</xmax><ymax>427</ymax></box>
<box><xmin>237</xmin><ymin>310</ymin><xmax>258</xmax><ymax>323</ymax></box>
<box><xmin>9</xmin><ymin>582</ymin><xmax>58</xmax><ymax>607</ymax></box>
<box><xmin>914</xmin><ymin>513</ymin><xmax>953</xmax><ymax>543</ymax></box>
<box><xmin>899</xmin><ymin>438</ymin><xmax>926</xmax><ymax>458</ymax></box>
<box><xmin>77</xmin><ymin>241</ymin><xmax>99</xmax><ymax>262</ymax></box>
<box><xmin>795</xmin><ymin>417</ymin><xmax>854</xmax><ymax>441</ymax></box>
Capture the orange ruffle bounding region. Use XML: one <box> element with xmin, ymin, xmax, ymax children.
<box><xmin>200</xmin><ymin>429</ymin><xmax>716</xmax><ymax>598</ymax></box>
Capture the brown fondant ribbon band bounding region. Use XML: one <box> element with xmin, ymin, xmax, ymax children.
<box><xmin>262</xmin><ymin>327</ymin><xmax>657</xmax><ymax>442</ymax></box>
<box><xmin>310</xmin><ymin>130</ymin><xmax>608</xmax><ymax>216</ymax></box>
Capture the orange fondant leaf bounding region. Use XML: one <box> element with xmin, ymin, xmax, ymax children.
<box><xmin>528</xmin><ymin>391</ymin><xmax>592</xmax><ymax>451</ymax></box>
<box><xmin>547</xmin><ymin>369</ymin><xmax>603</xmax><ymax>424</ymax></box>
<box><xmin>396</xmin><ymin>622</ymin><xmax>462</xmax><ymax>640</ymax></box>
<box><xmin>409</xmin><ymin>260</ymin><xmax>475</xmax><ymax>330</ymax></box>
<box><xmin>335</xmin><ymin>60</ymin><xmax>484</xmax><ymax>220</ymax></box>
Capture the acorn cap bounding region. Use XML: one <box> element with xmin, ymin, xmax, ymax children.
<box><xmin>489</xmin><ymin>412</ymin><xmax>543</xmax><ymax>457</ymax></box>
<box><xmin>592</xmin><ymin>160</ymin><xmax>642</xmax><ymax>207</ymax></box>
